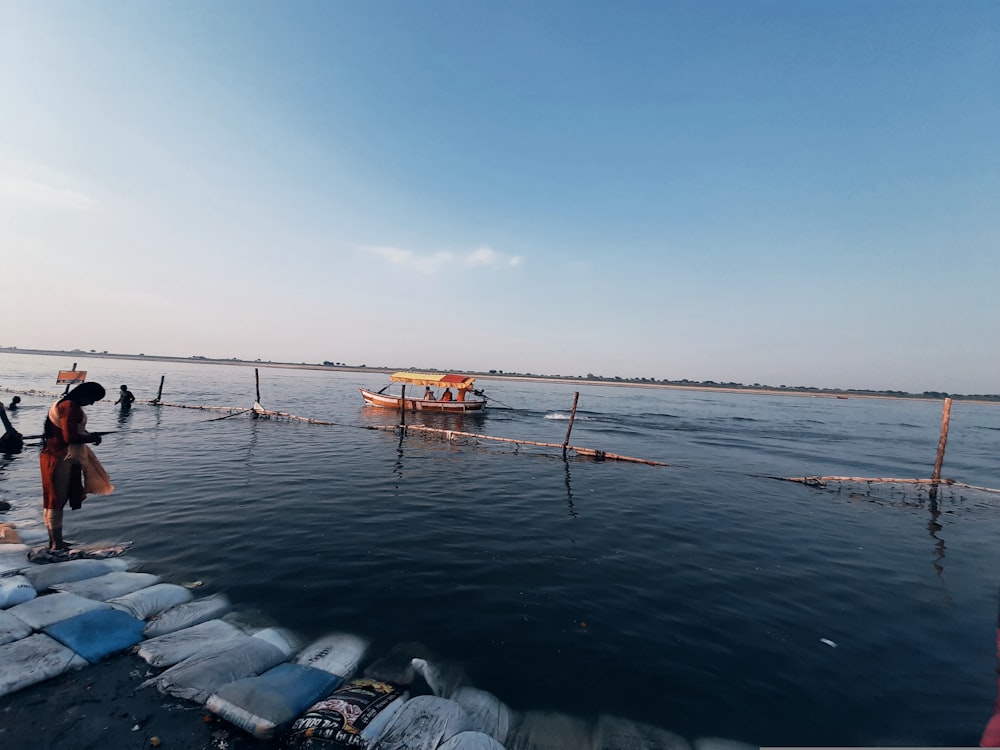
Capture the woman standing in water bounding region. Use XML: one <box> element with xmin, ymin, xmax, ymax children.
<box><xmin>40</xmin><ymin>382</ymin><xmax>110</xmax><ymax>551</ymax></box>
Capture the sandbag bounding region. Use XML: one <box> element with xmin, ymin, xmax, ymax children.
<box><xmin>108</xmin><ymin>583</ymin><xmax>193</xmax><ymax>619</ymax></box>
<box><xmin>294</xmin><ymin>632</ymin><xmax>369</xmax><ymax>679</ymax></box>
<box><xmin>438</xmin><ymin>731</ymin><xmax>507</xmax><ymax>750</ymax></box>
<box><xmin>595</xmin><ymin>715</ymin><xmax>691</xmax><ymax>750</ymax></box>
<box><xmin>0</xmin><ymin>609</ymin><xmax>31</xmax><ymax>646</ymax></box>
<box><xmin>144</xmin><ymin>636</ymin><xmax>290</xmax><ymax>704</ymax></box>
<box><xmin>505</xmin><ymin>711</ymin><xmax>594</xmax><ymax>750</ymax></box>
<box><xmin>0</xmin><ymin>575</ymin><xmax>36</xmax><ymax>608</ymax></box>
<box><xmin>204</xmin><ymin>633</ymin><xmax>369</xmax><ymax>741</ymax></box>
<box><xmin>286</xmin><ymin>678</ymin><xmax>408</xmax><ymax>749</ymax></box>
<box><xmin>52</xmin><ymin>571</ymin><xmax>160</xmax><ymax>601</ymax></box>
<box><xmin>410</xmin><ymin>656</ymin><xmax>467</xmax><ymax>698</ymax></box>
<box><xmin>452</xmin><ymin>687</ymin><xmax>511</xmax><ymax>743</ymax></box>
<box><xmin>44</xmin><ymin>608</ymin><xmax>145</xmax><ymax>663</ymax></box>
<box><xmin>0</xmin><ymin>633</ymin><xmax>88</xmax><ymax>698</ymax></box>
<box><xmin>206</xmin><ymin>662</ymin><xmax>343</xmax><ymax>740</ymax></box>
<box><xmin>7</xmin><ymin>592</ymin><xmax>110</xmax><ymax>631</ymax></box>
<box><xmin>252</xmin><ymin>626</ymin><xmax>302</xmax><ymax>656</ymax></box>
<box><xmin>0</xmin><ymin>543</ymin><xmax>30</xmax><ymax>575</ymax></box>
<box><xmin>23</xmin><ymin>557</ymin><xmax>130</xmax><ymax>591</ymax></box>
<box><xmin>143</xmin><ymin>592</ymin><xmax>231</xmax><ymax>637</ymax></box>
<box><xmin>376</xmin><ymin>695</ymin><xmax>471</xmax><ymax>750</ymax></box>
<box><xmin>137</xmin><ymin>618</ymin><xmax>248</xmax><ymax>668</ymax></box>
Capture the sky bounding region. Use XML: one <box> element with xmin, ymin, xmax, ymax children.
<box><xmin>1</xmin><ymin>1</ymin><xmax>997</xmax><ymax>394</ymax></box>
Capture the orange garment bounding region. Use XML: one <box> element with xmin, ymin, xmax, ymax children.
<box><xmin>40</xmin><ymin>400</ymin><xmax>89</xmax><ymax>510</ymax></box>
<box><xmin>456</xmin><ymin>390</ymin><xmax>466</xmax><ymax>401</ymax></box>
<box><xmin>439</xmin><ymin>390</ymin><xmax>453</xmax><ymax>402</ymax></box>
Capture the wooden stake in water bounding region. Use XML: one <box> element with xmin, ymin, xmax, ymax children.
<box><xmin>154</xmin><ymin>375</ymin><xmax>165</xmax><ymax>404</ymax></box>
<box><xmin>255</xmin><ymin>368</ymin><xmax>261</xmax><ymax>405</ymax></box>
<box><xmin>400</xmin><ymin>384</ymin><xmax>406</xmax><ymax>427</ymax></box>
<box><xmin>932</xmin><ymin>397</ymin><xmax>953</xmax><ymax>483</ymax></box>
<box><xmin>563</xmin><ymin>392</ymin><xmax>580</xmax><ymax>457</ymax></box>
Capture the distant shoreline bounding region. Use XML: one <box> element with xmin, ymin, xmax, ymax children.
<box><xmin>0</xmin><ymin>347</ymin><xmax>993</xmax><ymax>404</ymax></box>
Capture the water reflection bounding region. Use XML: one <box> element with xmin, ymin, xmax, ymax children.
<box><xmin>116</xmin><ymin>405</ymin><xmax>134</xmax><ymax>428</ymax></box>
<box><xmin>563</xmin><ymin>458</ymin><xmax>578</xmax><ymax>517</ymax></box>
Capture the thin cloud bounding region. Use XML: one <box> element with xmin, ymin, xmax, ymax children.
<box><xmin>0</xmin><ymin>174</ymin><xmax>94</xmax><ymax>211</ymax></box>
<box><xmin>362</xmin><ymin>245</ymin><xmax>523</xmax><ymax>274</ymax></box>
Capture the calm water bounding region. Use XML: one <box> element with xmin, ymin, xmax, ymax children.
<box><xmin>2</xmin><ymin>352</ymin><xmax>1000</xmax><ymax>746</ymax></box>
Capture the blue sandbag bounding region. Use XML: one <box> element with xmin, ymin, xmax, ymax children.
<box><xmin>206</xmin><ymin>662</ymin><xmax>344</xmax><ymax>739</ymax></box>
<box><xmin>44</xmin><ymin>608</ymin><xmax>146</xmax><ymax>663</ymax></box>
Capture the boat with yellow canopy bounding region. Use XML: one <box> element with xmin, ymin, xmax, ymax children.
<box><xmin>359</xmin><ymin>372</ymin><xmax>487</xmax><ymax>413</ymax></box>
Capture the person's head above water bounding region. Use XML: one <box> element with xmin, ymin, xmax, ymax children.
<box><xmin>66</xmin><ymin>382</ymin><xmax>106</xmax><ymax>406</ymax></box>
<box><xmin>120</xmin><ymin>385</ymin><xmax>128</xmax><ymax>391</ymax></box>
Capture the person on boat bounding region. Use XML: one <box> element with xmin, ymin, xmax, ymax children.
<box><xmin>40</xmin><ymin>382</ymin><xmax>112</xmax><ymax>551</ymax></box>
<box><xmin>424</xmin><ymin>387</ymin><xmax>435</xmax><ymax>401</ymax></box>
<box><xmin>439</xmin><ymin>388</ymin><xmax>453</xmax><ymax>402</ymax></box>
<box><xmin>456</xmin><ymin>389</ymin><xmax>466</xmax><ymax>402</ymax></box>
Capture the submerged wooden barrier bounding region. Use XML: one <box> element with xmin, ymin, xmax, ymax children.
<box><xmin>767</xmin><ymin>399</ymin><xmax>1000</xmax><ymax>496</ymax></box>
<box><xmin>770</xmin><ymin>475</ymin><xmax>1000</xmax><ymax>495</ymax></box>
<box><xmin>368</xmin><ymin>423</ymin><xmax>668</xmax><ymax>466</ymax></box>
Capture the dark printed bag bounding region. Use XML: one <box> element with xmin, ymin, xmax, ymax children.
<box><xmin>285</xmin><ymin>678</ymin><xmax>406</xmax><ymax>748</ymax></box>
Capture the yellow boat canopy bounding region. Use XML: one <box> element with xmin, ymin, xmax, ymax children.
<box><xmin>389</xmin><ymin>372</ymin><xmax>476</xmax><ymax>391</ymax></box>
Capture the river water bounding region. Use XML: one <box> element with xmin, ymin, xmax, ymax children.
<box><xmin>2</xmin><ymin>352</ymin><xmax>999</xmax><ymax>746</ymax></box>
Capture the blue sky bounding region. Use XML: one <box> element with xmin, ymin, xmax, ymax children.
<box><xmin>2</xmin><ymin>1</ymin><xmax>997</xmax><ymax>394</ymax></box>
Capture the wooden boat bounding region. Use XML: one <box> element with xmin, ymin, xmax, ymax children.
<box><xmin>360</xmin><ymin>372</ymin><xmax>487</xmax><ymax>413</ymax></box>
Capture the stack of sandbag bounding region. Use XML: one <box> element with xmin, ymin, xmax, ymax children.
<box><xmin>143</xmin><ymin>625</ymin><xmax>300</xmax><ymax>703</ymax></box>
<box><xmin>0</xmin><ymin>554</ymin><xmax>144</xmax><ymax>697</ymax></box>
<box><xmin>205</xmin><ymin>632</ymin><xmax>370</xmax><ymax>740</ymax></box>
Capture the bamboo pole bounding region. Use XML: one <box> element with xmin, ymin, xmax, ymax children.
<box><xmin>255</xmin><ymin>368</ymin><xmax>261</xmax><ymax>405</ymax></box>
<box><xmin>563</xmin><ymin>392</ymin><xmax>580</xmax><ymax>458</ymax></box>
<box><xmin>932</xmin><ymin>397</ymin><xmax>952</xmax><ymax>482</ymax></box>
<box><xmin>153</xmin><ymin>375</ymin><xmax>165</xmax><ymax>404</ymax></box>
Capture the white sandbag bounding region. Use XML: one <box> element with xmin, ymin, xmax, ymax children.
<box><xmin>252</xmin><ymin>626</ymin><xmax>302</xmax><ymax>657</ymax></box>
<box><xmin>206</xmin><ymin>662</ymin><xmax>343</xmax><ymax>740</ymax></box>
<box><xmin>143</xmin><ymin>592</ymin><xmax>231</xmax><ymax>637</ymax></box>
<box><xmin>294</xmin><ymin>632</ymin><xmax>369</xmax><ymax>679</ymax></box>
<box><xmin>7</xmin><ymin>592</ymin><xmax>110</xmax><ymax>631</ymax></box>
<box><xmin>376</xmin><ymin>695</ymin><xmax>471</xmax><ymax>750</ymax></box>
<box><xmin>0</xmin><ymin>609</ymin><xmax>31</xmax><ymax>646</ymax></box>
<box><xmin>0</xmin><ymin>544</ymin><xmax>30</xmax><ymax>575</ymax></box>
<box><xmin>438</xmin><ymin>731</ymin><xmax>507</xmax><ymax>750</ymax></box>
<box><xmin>0</xmin><ymin>575</ymin><xmax>36</xmax><ymax>608</ymax></box>
<box><xmin>52</xmin><ymin>571</ymin><xmax>160</xmax><ymax>601</ymax></box>
<box><xmin>23</xmin><ymin>557</ymin><xmax>130</xmax><ymax>591</ymax></box>
<box><xmin>595</xmin><ymin>715</ymin><xmax>691</xmax><ymax>750</ymax></box>
<box><xmin>137</xmin><ymin>618</ymin><xmax>248</xmax><ymax>668</ymax></box>
<box><xmin>410</xmin><ymin>656</ymin><xmax>467</xmax><ymax>698</ymax></box>
<box><xmin>0</xmin><ymin>633</ymin><xmax>88</xmax><ymax>697</ymax></box>
<box><xmin>452</xmin><ymin>687</ymin><xmax>511</xmax><ymax>743</ymax></box>
<box><xmin>144</xmin><ymin>636</ymin><xmax>289</xmax><ymax>704</ymax></box>
<box><xmin>108</xmin><ymin>583</ymin><xmax>193</xmax><ymax>619</ymax></box>
<box><xmin>286</xmin><ymin>678</ymin><xmax>409</xmax><ymax>750</ymax></box>
<box><xmin>506</xmin><ymin>711</ymin><xmax>595</xmax><ymax>750</ymax></box>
